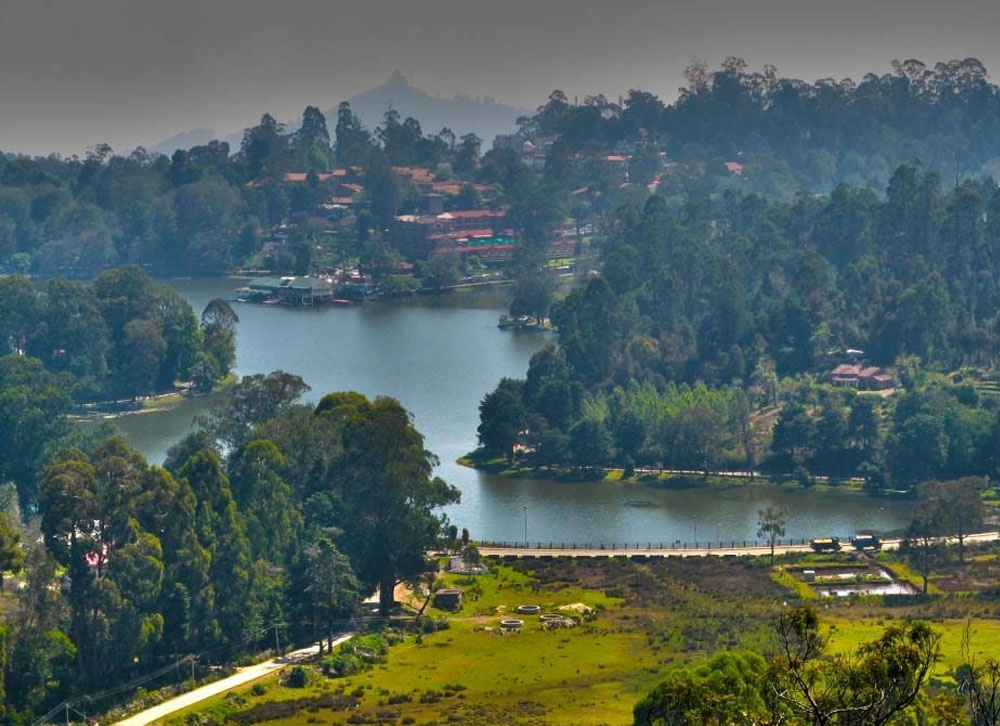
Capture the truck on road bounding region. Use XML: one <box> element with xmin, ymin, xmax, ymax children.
<box><xmin>810</xmin><ymin>537</ymin><xmax>842</xmax><ymax>552</ymax></box>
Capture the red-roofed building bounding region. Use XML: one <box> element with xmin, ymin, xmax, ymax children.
<box><xmin>246</xmin><ymin>168</ymin><xmax>359</xmax><ymax>188</ymax></box>
<box><xmin>282</xmin><ymin>170</ymin><xmax>347</xmax><ymax>183</ymax></box>
<box><xmin>393</xmin><ymin>166</ymin><xmax>436</xmax><ymax>188</ymax></box>
<box><xmin>829</xmin><ymin>363</ymin><xmax>894</xmax><ymax>390</ymax></box>
<box><xmin>394</xmin><ymin>210</ymin><xmax>511</xmax><ymax>256</ymax></box>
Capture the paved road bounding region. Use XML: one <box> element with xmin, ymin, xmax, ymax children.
<box><xmin>478</xmin><ymin>531</ymin><xmax>1000</xmax><ymax>559</ymax></box>
<box><xmin>112</xmin><ymin>634</ymin><xmax>352</xmax><ymax>726</ymax></box>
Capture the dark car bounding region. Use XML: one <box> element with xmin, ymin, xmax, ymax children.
<box><xmin>850</xmin><ymin>534</ymin><xmax>883</xmax><ymax>551</ymax></box>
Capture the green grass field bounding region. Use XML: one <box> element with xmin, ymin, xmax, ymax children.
<box><xmin>824</xmin><ymin>617</ymin><xmax>1000</xmax><ymax>683</ymax></box>
<box><xmin>161</xmin><ymin>554</ymin><xmax>1000</xmax><ymax>726</ymax></box>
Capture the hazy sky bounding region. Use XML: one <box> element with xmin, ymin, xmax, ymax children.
<box><xmin>2</xmin><ymin>0</ymin><xmax>1000</xmax><ymax>156</ymax></box>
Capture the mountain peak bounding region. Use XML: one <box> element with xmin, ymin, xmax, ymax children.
<box><xmin>385</xmin><ymin>70</ymin><xmax>411</xmax><ymax>90</ymax></box>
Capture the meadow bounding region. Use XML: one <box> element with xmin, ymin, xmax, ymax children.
<box><xmin>162</xmin><ymin>548</ymin><xmax>1000</xmax><ymax>726</ymax></box>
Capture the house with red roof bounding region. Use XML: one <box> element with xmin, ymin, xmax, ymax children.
<box><xmin>829</xmin><ymin>363</ymin><xmax>894</xmax><ymax>390</ymax></box>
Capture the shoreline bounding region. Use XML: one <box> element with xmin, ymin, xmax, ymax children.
<box><xmin>457</xmin><ymin>451</ymin><xmax>893</xmax><ymax>495</ymax></box>
<box><xmin>69</xmin><ymin>373</ymin><xmax>236</xmax><ymax>422</ymax></box>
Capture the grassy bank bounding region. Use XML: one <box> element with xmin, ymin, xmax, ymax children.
<box><xmin>71</xmin><ymin>373</ymin><xmax>238</xmax><ymax>421</ymax></box>
<box><xmin>456</xmin><ymin>450</ymin><xmax>868</xmax><ymax>492</ymax></box>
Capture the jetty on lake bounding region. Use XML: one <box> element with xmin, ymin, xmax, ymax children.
<box><xmin>233</xmin><ymin>275</ymin><xmax>355</xmax><ymax>306</ymax></box>
<box><xmin>498</xmin><ymin>315</ymin><xmax>552</xmax><ymax>331</ymax></box>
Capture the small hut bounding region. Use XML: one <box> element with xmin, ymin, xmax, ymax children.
<box><xmin>434</xmin><ymin>588</ymin><xmax>463</xmax><ymax>610</ymax></box>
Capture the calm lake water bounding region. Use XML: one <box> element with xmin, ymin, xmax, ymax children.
<box><xmin>111</xmin><ymin>277</ymin><xmax>912</xmax><ymax>545</ymax></box>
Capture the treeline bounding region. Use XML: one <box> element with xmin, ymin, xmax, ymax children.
<box><xmin>8</xmin><ymin>58</ymin><xmax>1000</xmax><ymax>277</ymax></box>
<box><xmin>523</xmin><ymin>57</ymin><xmax>1000</xmax><ymax>196</ymax></box>
<box><xmin>0</xmin><ymin>103</ymin><xmax>498</xmax><ymax>277</ymax></box>
<box><xmin>0</xmin><ymin>373</ymin><xmax>457</xmax><ymax>723</ymax></box>
<box><xmin>0</xmin><ymin>266</ymin><xmax>236</xmax><ymax>399</ymax></box>
<box><xmin>0</xmin><ymin>266</ymin><xmax>238</xmax><ymax>512</ymax></box>
<box><xmin>478</xmin><ymin>165</ymin><xmax>1000</xmax><ymax>489</ymax></box>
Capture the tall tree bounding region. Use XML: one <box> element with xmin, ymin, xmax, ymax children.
<box><xmin>295</xmin><ymin>106</ymin><xmax>332</xmax><ymax>170</ymax></box>
<box><xmin>304</xmin><ymin>536</ymin><xmax>361</xmax><ymax>653</ymax></box>
<box><xmin>0</xmin><ymin>355</ymin><xmax>71</xmax><ymax>509</ymax></box>
<box><xmin>917</xmin><ymin>477</ymin><xmax>984</xmax><ymax>564</ymax></box>
<box><xmin>201</xmin><ymin>297</ymin><xmax>239</xmax><ymax>378</ymax></box>
<box><xmin>757</xmin><ymin>507</ymin><xmax>786</xmax><ymax>566</ymax></box>
<box><xmin>197</xmin><ymin>371</ymin><xmax>310</xmax><ymax>449</ymax></box>
<box><xmin>477</xmin><ymin>378</ymin><xmax>528</xmax><ymax>464</ymax></box>
<box><xmin>322</xmin><ymin>394</ymin><xmax>459</xmax><ymax>615</ymax></box>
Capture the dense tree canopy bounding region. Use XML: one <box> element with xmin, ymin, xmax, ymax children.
<box><xmin>0</xmin><ymin>376</ymin><xmax>458</xmax><ymax>720</ymax></box>
<box><xmin>479</xmin><ymin>164</ymin><xmax>1000</xmax><ymax>490</ymax></box>
<box><xmin>0</xmin><ymin>266</ymin><xmax>235</xmax><ymax>403</ymax></box>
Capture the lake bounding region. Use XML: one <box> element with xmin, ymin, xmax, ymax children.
<box><xmin>111</xmin><ymin>277</ymin><xmax>912</xmax><ymax>545</ymax></box>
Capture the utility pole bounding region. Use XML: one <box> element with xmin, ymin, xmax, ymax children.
<box><xmin>274</xmin><ymin>624</ymin><xmax>281</xmax><ymax>656</ymax></box>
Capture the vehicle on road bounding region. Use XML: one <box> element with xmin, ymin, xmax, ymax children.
<box><xmin>850</xmin><ymin>533</ymin><xmax>883</xmax><ymax>551</ymax></box>
<box><xmin>810</xmin><ymin>537</ymin><xmax>842</xmax><ymax>552</ymax></box>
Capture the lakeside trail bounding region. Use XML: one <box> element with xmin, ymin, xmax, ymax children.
<box><xmin>477</xmin><ymin>531</ymin><xmax>1000</xmax><ymax>559</ymax></box>
<box><xmin>111</xmin><ymin>635</ymin><xmax>352</xmax><ymax>726</ymax></box>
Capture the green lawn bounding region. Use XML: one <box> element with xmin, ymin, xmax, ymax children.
<box><xmin>824</xmin><ymin>617</ymin><xmax>1000</xmax><ymax>683</ymax></box>
<box><xmin>160</xmin><ymin>556</ymin><xmax>1000</xmax><ymax>726</ymax></box>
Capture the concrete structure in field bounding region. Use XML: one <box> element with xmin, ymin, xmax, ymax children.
<box><xmin>448</xmin><ymin>556</ymin><xmax>489</xmax><ymax>575</ymax></box>
<box><xmin>434</xmin><ymin>588</ymin><xmax>463</xmax><ymax>610</ymax></box>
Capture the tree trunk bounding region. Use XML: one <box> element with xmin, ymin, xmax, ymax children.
<box><xmin>379</xmin><ymin>576</ymin><xmax>395</xmax><ymax>616</ymax></box>
<box><xmin>314</xmin><ymin>607</ymin><xmax>323</xmax><ymax>654</ymax></box>
<box><xmin>921</xmin><ymin>544</ymin><xmax>930</xmax><ymax>594</ymax></box>
<box><xmin>416</xmin><ymin>588</ymin><xmax>433</xmax><ymax>618</ymax></box>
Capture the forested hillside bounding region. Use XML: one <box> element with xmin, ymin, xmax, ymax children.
<box><xmin>3</xmin><ymin>59</ymin><xmax>1000</xmax><ymax>277</ymax></box>
<box><xmin>478</xmin><ymin>164</ymin><xmax>1000</xmax><ymax>489</ymax></box>
<box><xmin>523</xmin><ymin>57</ymin><xmax>1000</xmax><ymax>195</ymax></box>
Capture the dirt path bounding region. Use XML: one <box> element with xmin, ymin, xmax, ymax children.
<box><xmin>111</xmin><ymin>635</ymin><xmax>351</xmax><ymax>726</ymax></box>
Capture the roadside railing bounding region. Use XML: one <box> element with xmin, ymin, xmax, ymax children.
<box><xmin>472</xmin><ymin>529</ymin><xmax>999</xmax><ymax>553</ymax></box>
<box><xmin>474</xmin><ymin>538</ymin><xmax>815</xmax><ymax>551</ymax></box>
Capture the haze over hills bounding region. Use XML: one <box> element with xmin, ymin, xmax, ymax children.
<box><xmin>149</xmin><ymin>127</ymin><xmax>220</xmax><ymax>155</ymax></box>
<box><xmin>149</xmin><ymin>71</ymin><xmax>530</xmax><ymax>156</ymax></box>
<box><xmin>336</xmin><ymin>71</ymin><xmax>531</xmax><ymax>143</ymax></box>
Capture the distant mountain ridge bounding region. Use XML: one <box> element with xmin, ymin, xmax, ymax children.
<box><xmin>335</xmin><ymin>71</ymin><xmax>530</xmax><ymax>143</ymax></box>
<box><xmin>149</xmin><ymin>72</ymin><xmax>530</xmax><ymax>156</ymax></box>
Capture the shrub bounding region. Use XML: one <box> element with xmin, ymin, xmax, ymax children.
<box><xmin>323</xmin><ymin>653</ymin><xmax>363</xmax><ymax>678</ymax></box>
<box><xmin>284</xmin><ymin>665</ymin><xmax>309</xmax><ymax>688</ymax></box>
<box><xmin>229</xmin><ymin>694</ymin><xmax>357</xmax><ymax>724</ymax></box>
<box><xmin>419</xmin><ymin>617</ymin><xmax>438</xmax><ymax>634</ymax></box>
